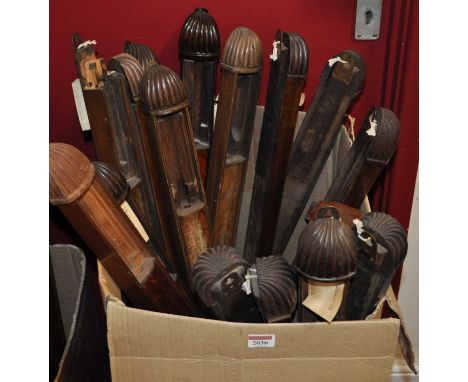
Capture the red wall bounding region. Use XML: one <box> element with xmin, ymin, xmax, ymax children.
<box><xmin>50</xmin><ymin>0</ymin><xmax>418</xmax><ymax>243</ymax></box>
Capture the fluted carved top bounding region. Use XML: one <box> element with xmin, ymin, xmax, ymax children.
<box><xmin>123</xmin><ymin>41</ymin><xmax>159</xmax><ymax>70</ymax></box>
<box><xmin>108</xmin><ymin>53</ymin><xmax>144</xmax><ymax>103</ymax></box>
<box><xmin>255</xmin><ymin>256</ymin><xmax>297</xmax><ymax>322</ymax></box>
<box><xmin>191</xmin><ymin>246</ymin><xmax>247</xmax><ymax>306</ymax></box>
<box><xmin>179</xmin><ymin>8</ymin><xmax>220</xmax><ymax>60</ymax></box>
<box><xmin>296</xmin><ymin>212</ymin><xmax>357</xmax><ymax>282</ymax></box>
<box><xmin>287</xmin><ymin>32</ymin><xmax>308</xmax><ymax>77</ymax></box>
<box><xmin>364</xmin><ymin>107</ymin><xmax>400</xmax><ymax>163</ymax></box>
<box><xmin>49</xmin><ymin>143</ymin><xmax>95</xmax><ymax>205</ymax></box>
<box><xmin>94</xmin><ymin>161</ymin><xmax>129</xmax><ymax>205</ymax></box>
<box><xmin>140</xmin><ymin>64</ymin><xmax>189</xmax><ymax>115</ymax></box>
<box><xmin>221</xmin><ymin>27</ymin><xmax>263</xmax><ymax>73</ymax></box>
<box><xmin>362</xmin><ymin>212</ymin><xmax>408</xmax><ymax>266</ymax></box>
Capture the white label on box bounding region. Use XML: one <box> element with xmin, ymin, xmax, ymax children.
<box><xmin>248</xmin><ymin>334</ymin><xmax>275</xmax><ymax>348</ymax></box>
<box><xmin>72</xmin><ymin>78</ymin><xmax>91</xmax><ymax>131</ymax></box>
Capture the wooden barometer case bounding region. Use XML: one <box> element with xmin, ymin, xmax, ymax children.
<box><xmin>140</xmin><ymin>64</ymin><xmax>212</xmax><ymax>285</ymax></box>
<box><xmin>206</xmin><ymin>27</ymin><xmax>263</xmax><ymax>246</ymax></box>
<box><xmin>179</xmin><ymin>8</ymin><xmax>220</xmax><ymax>185</ymax></box>
<box><xmin>49</xmin><ymin>143</ymin><xmax>200</xmax><ymax>316</ymax></box>
<box><xmin>244</xmin><ymin>31</ymin><xmax>308</xmax><ymax>262</ymax></box>
<box><xmin>320</xmin><ymin>107</ymin><xmax>400</xmax><ymax>209</ymax></box>
<box><xmin>273</xmin><ymin>51</ymin><xmax>366</xmax><ymax>255</ymax></box>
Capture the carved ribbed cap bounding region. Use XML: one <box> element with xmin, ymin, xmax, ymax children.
<box><xmin>362</xmin><ymin>212</ymin><xmax>408</xmax><ymax>266</ymax></box>
<box><xmin>296</xmin><ymin>211</ymin><xmax>357</xmax><ymax>282</ymax></box>
<box><xmin>192</xmin><ymin>246</ymin><xmax>247</xmax><ymax>306</ymax></box>
<box><xmin>140</xmin><ymin>64</ymin><xmax>189</xmax><ymax>115</ymax></box>
<box><xmin>108</xmin><ymin>53</ymin><xmax>144</xmax><ymax>103</ymax></box>
<box><xmin>221</xmin><ymin>27</ymin><xmax>263</xmax><ymax>73</ymax></box>
<box><xmin>93</xmin><ymin>161</ymin><xmax>129</xmax><ymax>205</ymax></box>
<box><xmin>364</xmin><ymin>107</ymin><xmax>400</xmax><ymax>163</ymax></box>
<box><xmin>255</xmin><ymin>256</ymin><xmax>297</xmax><ymax>322</ymax></box>
<box><xmin>49</xmin><ymin>143</ymin><xmax>95</xmax><ymax>205</ymax></box>
<box><xmin>123</xmin><ymin>41</ymin><xmax>159</xmax><ymax>70</ymax></box>
<box><xmin>179</xmin><ymin>8</ymin><xmax>220</xmax><ymax>60</ymax></box>
<box><xmin>286</xmin><ymin>32</ymin><xmax>308</xmax><ymax>77</ymax></box>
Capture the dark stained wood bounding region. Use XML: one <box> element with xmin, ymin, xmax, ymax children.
<box><xmin>191</xmin><ymin>246</ymin><xmax>261</xmax><ymax>322</ymax></box>
<box><xmin>244</xmin><ymin>31</ymin><xmax>309</xmax><ymax>262</ymax></box>
<box><xmin>305</xmin><ymin>200</ymin><xmax>364</xmax><ymax>226</ymax></box>
<box><xmin>347</xmin><ymin>212</ymin><xmax>408</xmax><ymax>320</ymax></box>
<box><xmin>49</xmin><ymin>143</ymin><xmax>201</xmax><ymax>316</ymax></box>
<box><xmin>140</xmin><ymin>64</ymin><xmax>212</xmax><ymax>285</ymax></box>
<box><xmin>107</xmin><ymin>54</ymin><xmax>177</xmax><ymax>274</ymax></box>
<box><xmin>179</xmin><ymin>9</ymin><xmax>220</xmax><ymax>187</ymax></box>
<box><xmin>320</xmin><ymin>107</ymin><xmax>400</xmax><ymax>208</ymax></box>
<box><xmin>272</xmin><ymin>51</ymin><xmax>366</xmax><ymax>255</ymax></box>
<box><xmin>206</xmin><ymin>27</ymin><xmax>263</xmax><ymax>246</ymax></box>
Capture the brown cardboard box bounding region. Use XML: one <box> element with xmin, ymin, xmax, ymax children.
<box><xmin>99</xmin><ymin>261</ymin><xmax>405</xmax><ymax>382</ymax></box>
<box><xmin>97</xmin><ymin>108</ymin><xmax>413</xmax><ymax>381</ymax></box>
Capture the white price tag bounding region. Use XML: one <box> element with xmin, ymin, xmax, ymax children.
<box><xmin>248</xmin><ymin>334</ymin><xmax>275</xmax><ymax>348</ymax></box>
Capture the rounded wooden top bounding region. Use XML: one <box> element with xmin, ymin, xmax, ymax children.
<box><xmin>49</xmin><ymin>143</ymin><xmax>95</xmax><ymax>205</ymax></box>
<box><xmin>221</xmin><ymin>27</ymin><xmax>263</xmax><ymax>73</ymax></box>
<box><xmin>179</xmin><ymin>8</ymin><xmax>220</xmax><ymax>60</ymax></box>
<box><xmin>123</xmin><ymin>41</ymin><xmax>159</xmax><ymax>70</ymax></box>
<box><xmin>255</xmin><ymin>255</ymin><xmax>297</xmax><ymax>322</ymax></box>
<box><xmin>365</xmin><ymin>107</ymin><xmax>401</xmax><ymax>163</ymax></box>
<box><xmin>94</xmin><ymin>161</ymin><xmax>129</xmax><ymax>205</ymax></box>
<box><xmin>287</xmin><ymin>32</ymin><xmax>308</xmax><ymax>77</ymax></box>
<box><xmin>191</xmin><ymin>246</ymin><xmax>247</xmax><ymax>306</ymax></box>
<box><xmin>108</xmin><ymin>53</ymin><xmax>144</xmax><ymax>103</ymax></box>
<box><xmin>362</xmin><ymin>212</ymin><xmax>408</xmax><ymax>266</ymax></box>
<box><xmin>296</xmin><ymin>212</ymin><xmax>357</xmax><ymax>282</ymax></box>
<box><xmin>140</xmin><ymin>64</ymin><xmax>189</xmax><ymax>115</ymax></box>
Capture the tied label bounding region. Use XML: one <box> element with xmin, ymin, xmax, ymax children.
<box><xmin>120</xmin><ymin>201</ymin><xmax>149</xmax><ymax>242</ymax></box>
<box><xmin>72</xmin><ymin>78</ymin><xmax>91</xmax><ymax>131</ymax></box>
<box><xmin>302</xmin><ymin>281</ymin><xmax>344</xmax><ymax>323</ymax></box>
<box><xmin>248</xmin><ymin>334</ymin><xmax>275</xmax><ymax>348</ymax></box>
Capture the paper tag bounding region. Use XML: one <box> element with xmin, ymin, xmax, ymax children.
<box><xmin>120</xmin><ymin>201</ymin><xmax>149</xmax><ymax>242</ymax></box>
<box><xmin>328</xmin><ymin>56</ymin><xmax>349</xmax><ymax>67</ymax></box>
<box><xmin>269</xmin><ymin>40</ymin><xmax>280</xmax><ymax>61</ymax></box>
<box><xmin>248</xmin><ymin>334</ymin><xmax>275</xmax><ymax>348</ymax></box>
<box><xmin>367</xmin><ymin>115</ymin><xmax>378</xmax><ymax>136</ymax></box>
<box><xmin>77</xmin><ymin>40</ymin><xmax>96</xmax><ymax>50</ymax></box>
<box><xmin>302</xmin><ymin>281</ymin><xmax>344</xmax><ymax>323</ymax></box>
<box><xmin>72</xmin><ymin>79</ymin><xmax>91</xmax><ymax>131</ymax></box>
<box><xmin>299</xmin><ymin>92</ymin><xmax>305</xmax><ymax>107</ymax></box>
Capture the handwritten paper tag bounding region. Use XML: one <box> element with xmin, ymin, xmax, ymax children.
<box><xmin>120</xmin><ymin>201</ymin><xmax>149</xmax><ymax>242</ymax></box>
<box><xmin>302</xmin><ymin>281</ymin><xmax>344</xmax><ymax>322</ymax></box>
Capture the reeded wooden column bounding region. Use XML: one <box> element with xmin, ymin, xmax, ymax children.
<box><xmin>140</xmin><ymin>64</ymin><xmax>212</xmax><ymax>285</ymax></box>
<box><xmin>244</xmin><ymin>31</ymin><xmax>308</xmax><ymax>262</ymax></box>
<box><xmin>206</xmin><ymin>27</ymin><xmax>263</xmax><ymax>246</ymax></box>
<box><xmin>179</xmin><ymin>8</ymin><xmax>220</xmax><ymax>185</ymax></box>
<box><xmin>49</xmin><ymin>143</ymin><xmax>200</xmax><ymax>316</ymax></box>
<box><xmin>273</xmin><ymin>51</ymin><xmax>366</xmax><ymax>255</ymax></box>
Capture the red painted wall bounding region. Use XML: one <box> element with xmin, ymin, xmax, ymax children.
<box><xmin>50</xmin><ymin>0</ymin><xmax>418</xmax><ymax>244</ymax></box>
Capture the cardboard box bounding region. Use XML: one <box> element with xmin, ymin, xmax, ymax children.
<box><xmin>96</xmin><ymin>108</ymin><xmax>414</xmax><ymax>381</ymax></box>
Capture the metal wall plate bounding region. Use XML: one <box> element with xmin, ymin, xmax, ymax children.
<box><xmin>355</xmin><ymin>0</ymin><xmax>382</xmax><ymax>40</ymax></box>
